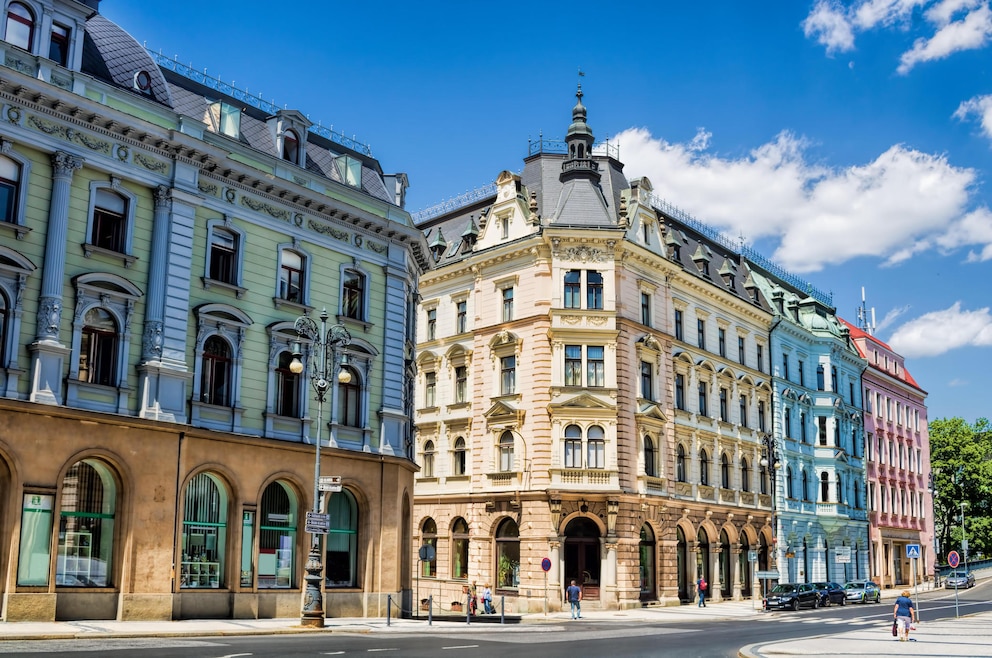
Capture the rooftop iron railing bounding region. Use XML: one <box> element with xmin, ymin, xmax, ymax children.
<box><xmin>146</xmin><ymin>49</ymin><xmax>373</xmax><ymax>157</ymax></box>
<box><xmin>412</xmin><ymin>182</ymin><xmax>498</xmax><ymax>223</ymax></box>
<box><xmin>527</xmin><ymin>138</ymin><xmax>620</xmax><ymax>160</ymax></box>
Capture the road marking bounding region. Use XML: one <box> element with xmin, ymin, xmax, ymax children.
<box><xmin>443</xmin><ymin>645</ymin><xmax>480</xmax><ymax>650</ymax></box>
<box><xmin>367</xmin><ymin>649</ymin><xmax>399</xmax><ymax>653</ymax></box>
<box><xmin>217</xmin><ymin>654</ymin><xmax>253</xmax><ymax>658</ymax></box>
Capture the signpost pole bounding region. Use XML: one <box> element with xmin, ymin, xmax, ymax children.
<box><xmin>540</xmin><ymin>557</ymin><xmax>552</xmax><ymax>616</ymax></box>
<box><xmin>948</xmin><ymin>550</ymin><xmax>960</xmax><ymax>618</ymax></box>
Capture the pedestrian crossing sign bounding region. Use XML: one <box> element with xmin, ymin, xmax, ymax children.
<box><xmin>905</xmin><ymin>544</ymin><xmax>921</xmax><ymax>559</ymax></box>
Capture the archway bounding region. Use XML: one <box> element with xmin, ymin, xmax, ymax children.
<box><xmin>639</xmin><ymin>524</ymin><xmax>656</xmax><ymax>602</ymax></box>
<box><xmin>563</xmin><ymin>517</ymin><xmax>601</xmax><ymax>601</ymax></box>
<box><xmin>677</xmin><ymin>526</ymin><xmax>688</xmax><ymax>602</ymax></box>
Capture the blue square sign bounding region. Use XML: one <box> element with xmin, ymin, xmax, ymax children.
<box><xmin>905</xmin><ymin>544</ymin><xmax>921</xmax><ymax>559</ymax></box>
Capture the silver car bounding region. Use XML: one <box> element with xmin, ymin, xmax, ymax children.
<box><xmin>843</xmin><ymin>580</ymin><xmax>881</xmax><ymax>603</ymax></box>
<box><xmin>944</xmin><ymin>570</ymin><xmax>976</xmax><ymax>589</ymax></box>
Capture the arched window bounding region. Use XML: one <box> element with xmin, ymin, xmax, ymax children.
<box><xmin>0</xmin><ymin>290</ymin><xmax>7</xmax><ymax>368</ymax></box>
<box><xmin>836</xmin><ymin>473</ymin><xmax>843</xmax><ymax>504</ymax></box>
<box><xmin>342</xmin><ymin>269</ymin><xmax>365</xmax><ymax>320</ymax></box>
<box><xmin>452</xmin><ymin>437</ymin><xmax>466</xmax><ymax>476</ymax></box>
<box><xmin>498</xmin><ymin>431</ymin><xmax>514</xmax><ymax>472</ymax></box>
<box><xmin>326</xmin><ymin>489</ymin><xmax>358</xmax><ymax>587</ymax></box>
<box><xmin>720</xmin><ymin>453</ymin><xmax>730</xmax><ymax>489</ymax></box>
<box><xmin>676</xmin><ymin>444</ymin><xmax>686</xmax><ymax>482</ymax></box>
<box><xmin>281</xmin><ymin>129</ymin><xmax>299</xmax><ymax>163</ymax></box>
<box><xmin>495</xmin><ymin>518</ymin><xmax>520</xmax><ymax>590</ymax></box>
<box><xmin>720</xmin><ymin>529</ymin><xmax>731</xmax><ymax>597</ymax></box>
<box><xmin>786</xmin><ymin>466</ymin><xmax>794</xmax><ymax>499</ymax></box>
<box><xmin>422</xmin><ymin>440</ymin><xmax>435</xmax><ymax>478</ymax></box>
<box><xmin>699</xmin><ymin>449</ymin><xmax>709</xmax><ymax>486</ymax></box>
<box><xmin>759</xmin><ymin>460</ymin><xmax>768</xmax><ymax>495</ymax></box>
<box><xmin>587</xmin><ymin>425</ymin><xmax>605</xmax><ymax>469</ymax></box>
<box><xmin>79</xmin><ymin>307</ymin><xmax>117</xmax><ymax>386</ymax></box>
<box><xmin>639</xmin><ymin>524</ymin><xmax>655</xmax><ymax>598</ymax></box>
<box><xmin>644</xmin><ymin>436</ymin><xmax>657</xmax><ymax>477</ymax></box>
<box><xmin>802</xmin><ymin>470</ymin><xmax>809</xmax><ymax>502</ymax></box>
<box><xmin>451</xmin><ymin>517</ymin><xmax>469</xmax><ymax>580</ymax></box>
<box><xmin>741</xmin><ymin>457</ymin><xmax>750</xmax><ymax>493</ymax></box>
<box><xmin>563</xmin><ymin>424</ymin><xmax>581</xmax><ymax>468</ymax></box>
<box><xmin>5</xmin><ymin>2</ymin><xmax>34</xmax><ymax>51</ymax></box>
<box><xmin>201</xmin><ymin>335</ymin><xmax>232</xmax><ymax>406</ymax></box>
<box><xmin>181</xmin><ymin>472</ymin><xmax>228</xmax><ymax>588</ymax></box>
<box><xmin>821</xmin><ymin>472</ymin><xmax>830</xmax><ymax>502</ymax></box>
<box><xmin>337</xmin><ymin>365</ymin><xmax>361</xmax><ymax>427</ymax></box>
<box><xmin>57</xmin><ymin>459</ymin><xmax>117</xmax><ymax>587</ymax></box>
<box><xmin>258</xmin><ymin>481</ymin><xmax>297</xmax><ymax>588</ymax></box>
<box><xmin>275</xmin><ymin>350</ymin><xmax>301</xmax><ymax>417</ymax></box>
<box><xmin>421</xmin><ymin>518</ymin><xmax>437</xmax><ymax>577</ymax></box>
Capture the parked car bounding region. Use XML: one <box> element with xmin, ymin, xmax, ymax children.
<box><xmin>763</xmin><ymin>583</ymin><xmax>820</xmax><ymax>611</ymax></box>
<box><xmin>843</xmin><ymin>580</ymin><xmax>881</xmax><ymax>603</ymax></box>
<box><xmin>812</xmin><ymin>581</ymin><xmax>847</xmax><ymax>607</ymax></box>
<box><xmin>944</xmin><ymin>570</ymin><xmax>976</xmax><ymax>589</ymax></box>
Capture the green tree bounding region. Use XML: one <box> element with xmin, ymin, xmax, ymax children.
<box><xmin>929</xmin><ymin>417</ymin><xmax>992</xmax><ymax>563</ymax></box>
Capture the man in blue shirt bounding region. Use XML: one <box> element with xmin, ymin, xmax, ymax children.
<box><xmin>566</xmin><ymin>580</ymin><xmax>582</xmax><ymax>619</ymax></box>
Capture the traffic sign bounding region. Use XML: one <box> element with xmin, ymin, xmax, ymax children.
<box><xmin>948</xmin><ymin>550</ymin><xmax>960</xmax><ymax>568</ymax></box>
<box><xmin>905</xmin><ymin>544</ymin><xmax>920</xmax><ymax>559</ymax></box>
<box><xmin>756</xmin><ymin>570</ymin><xmax>780</xmax><ymax>579</ymax></box>
<box><xmin>541</xmin><ymin>557</ymin><xmax>552</xmax><ymax>572</ymax></box>
<box><xmin>305</xmin><ymin>511</ymin><xmax>329</xmax><ymax>534</ymax></box>
<box><xmin>748</xmin><ymin>550</ymin><xmax>758</xmax><ymax>562</ymax></box>
<box><xmin>318</xmin><ymin>475</ymin><xmax>342</xmax><ymax>492</ymax></box>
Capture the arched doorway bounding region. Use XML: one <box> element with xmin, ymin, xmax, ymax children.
<box><xmin>677</xmin><ymin>526</ymin><xmax>688</xmax><ymax>602</ymax></box>
<box><xmin>740</xmin><ymin>534</ymin><xmax>752</xmax><ymax>598</ymax></box>
<box><xmin>696</xmin><ymin>528</ymin><xmax>710</xmax><ymax>590</ymax></box>
<box><xmin>639</xmin><ymin>524</ymin><xmax>655</xmax><ymax>602</ymax></box>
<box><xmin>563</xmin><ymin>517</ymin><xmax>600</xmax><ymax>602</ymax></box>
<box><xmin>719</xmin><ymin>529</ymin><xmax>731</xmax><ymax>598</ymax></box>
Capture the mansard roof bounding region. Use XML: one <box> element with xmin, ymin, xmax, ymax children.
<box><xmin>82</xmin><ymin>14</ymin><xmax>174</xmax><ymax>108</ymax></box>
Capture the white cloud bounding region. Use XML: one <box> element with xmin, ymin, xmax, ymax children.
<box><xmin>616</xmin><ymin>127</ymin><xmax>990</xmax><ymax>272</ymax></box>
<box><xmin>954</xmin><ymin>93</ymin><xmax>992</xmax><ymax>142</ymax></box>
<box><xmin>803</xmin><ymin>0</ymin><xmax>992</xmax><ymax>72</ymax></box>
<box><xmin>897</xmin><ymin>4</ymin><xmax>992</xmax><ymax>73</ymax></box>
<box><xmin>875</xmin><ymin>305</ymin><xmax>911</xmax><ymax>333</ymax></box>
<box><xmin>887</xmin><ymin>301</ymin><xmax>992</xmax><ymax>356</ymax></box>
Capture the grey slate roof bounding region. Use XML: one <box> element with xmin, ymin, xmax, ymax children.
<box><xmin>82</xmin><ymin>15</ymin><xmax>173</xmax><ymax>108</ymax></box>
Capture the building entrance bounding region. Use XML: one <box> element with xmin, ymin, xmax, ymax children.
<box><xmin>563</xmin><ymin>517</ymin><xmax>600</xmax><ymax>601</ymax></box>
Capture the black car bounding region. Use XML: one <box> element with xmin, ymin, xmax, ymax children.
<box><xmin>763</xmin><ymin>583</ymin><xmax>820</xmax><ymax>611</ymax></box>
<box><xmin>812</xmin><ymin>581</ymin><xmax>846</xmax><ymax>607</ymax></box>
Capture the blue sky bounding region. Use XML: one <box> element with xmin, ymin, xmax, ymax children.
<box><xmin>108</xmin><ymin>1</ymin><xmax>992</xmax><ymax>423</ymax></box>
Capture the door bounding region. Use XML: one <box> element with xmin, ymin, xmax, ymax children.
<box><xmin>563</xmin><ymin>517</ymin><xmax>601</xmax><ymax>601</ymax></box>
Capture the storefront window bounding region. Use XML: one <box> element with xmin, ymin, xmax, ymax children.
<box><xmin>495</xmin><ymin>518</ymin><xmax>519</xmax><ymax>590</ymax></box>
<box><xmin>17</xmin><ymin>493</ymin><xmax>54</xmax><ymax>586</ymax></box>
<box><xmin>258</xmin><ymin>481</ymin><xmax>296</xmax><ymax>588</ymax></box>
<box><xmin>56</xmin><ymin>459</ymin><xmax>117</xmax><ymax>586</ymax></box>
<box><xmin>326</xmin><ymin>489</ymin><xmax>357</xmax><ymax>587</ymax></box>
<box><xmin>181</xmin><ymin>473</ymin><xmax>228</xmax><ymax>588</ymax></box>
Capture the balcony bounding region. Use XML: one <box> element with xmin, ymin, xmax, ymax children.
<box><xmin>551</xmin><ymin>468</ymin><xmax>618</xmax><ymax>489</ymax></box>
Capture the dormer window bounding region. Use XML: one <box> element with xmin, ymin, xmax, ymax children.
<box><xmin>49</xmin><ymin>23</ymin><xmax>70</xmax><ymax>66</ymax></box>
<box><xmin>208</xmin><ymin>101</ymin><xmax>241</xmax><ymax>139</ymax></box>
<box><xmin>5</xmin><ymin>2</ymin><xmax>34</xmax><ymax>51</ymax></box>
<box><xmin>335</xmin><ymin>155</ymin><xmax>361</xmax><ymax>187</ymax></box>
<box><xmin>282</xmin><ymin>129</ymin><xmax>299</xmax><ymax>164</ymax></box>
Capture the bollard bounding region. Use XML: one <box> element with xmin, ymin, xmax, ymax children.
<box><xmin>500</xmin><ymin>595</ymin><xmax>505</xmax><ymax>624</ymax></box>
<box><xmin>428</xmin><ymin>594</ymin><xmax>433</xmax><ymax>626</ymax></box>
<box><xmin>387</xmin><ymin>594</ymin><xmax>392</xmax><ymax>626</ymax></box>
<box><xmin>466</xmin><ymin>592</ymin><xmax>471</xmax><ymax>625</ymax></box>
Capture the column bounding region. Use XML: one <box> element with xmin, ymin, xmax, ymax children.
<box><xmin>711</xmin><ymin>545</ymin><xmax>723</xmax><ymax>602</ymax></box>
<box><xmin>29</xmin><ymin>151</ymin><xmax>82</xmax><ymax>405</ymax></box>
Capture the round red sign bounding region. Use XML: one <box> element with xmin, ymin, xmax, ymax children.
<box><xmin>541</xmin><ymin>557</ymin><xmax>552</xmax><ymax>572</ymax></box>
<box><xmin>948</xmin><ymin>550</ymin><xmax>960</xmax><ymax>568</ymax></box>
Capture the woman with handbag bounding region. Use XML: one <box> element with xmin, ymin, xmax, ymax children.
<box><xmin>893</xmin><ymin>590</ymin><xmax>917</xmax><ymax>642</ymax></box>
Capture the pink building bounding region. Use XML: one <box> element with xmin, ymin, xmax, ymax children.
<box><xmin>843</xmin><ymin>320</ymin><xmax>933</xmax><ymax>589</ymax></box>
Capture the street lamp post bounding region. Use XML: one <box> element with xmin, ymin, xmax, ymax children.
<box><xmin>927</xmin><ymin>471</ymin><xmax>939</xmax><ymax>586</ymax></box>
<box><xmin>953</xmin><ymin>467</ymin><xmax>968</xmax><ymax>575</ymax></box>
<box><xmin>290</xmin><ymin>309</ymin><xmax>351</xmax><ymax>628</ymax></box>
<box><xmin>759</xmin><ymin>433</ymin><xmax>779</xmax><ymax>597</ymax></box>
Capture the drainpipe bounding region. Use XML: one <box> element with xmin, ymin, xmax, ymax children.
<box><xmin>172</xmin><ymin>431</ymin><xmax>185</xmax><ymax>594</ymax></box>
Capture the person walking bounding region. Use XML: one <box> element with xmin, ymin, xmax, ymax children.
<box><xmin>893</xmin><ymin>590</ymin><xmax>917</xmax><ymax>642</ymax></box>
<box><xmin>482</xmin><ymin>583</ymin><xmax>493</xmax><ymax>614</ymax></box>
<box><xmin>697</xmin><ymin>576</ymin><xmax>708</xmax><ymax>607</ymax></box>
<box><xmin>566</xmin><ymin>579</ymin><xmax>582</xmax><ymax>619</ymax></box>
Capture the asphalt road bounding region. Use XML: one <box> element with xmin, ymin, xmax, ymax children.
<box><xmin>1</xmin><ymin>585</ymin><xmax>988</xmax><ymax>658</ymax></box>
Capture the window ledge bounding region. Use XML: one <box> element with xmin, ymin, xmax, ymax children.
<box><xmin>337</xmin><ymin>314</ymin><xmax>372</xmax><ymax>333</ymax></box>
<box><xmin>202</xmin><ymin>276</ymin><xmax>247</xmax><ymax>299</ymax></box>
<box><xmin>0</xmin><ymin>220</ymin><xmax>30</xmax><ymax>240</ymax></box>
<box><xmin>416</xmin><ymin>476</ymin><xmax>439</xmax><ymax>483</ymax></box>
<box><xmin>82</xmin><ymin>243</ymin><xmax>137</xmax><ymax>268</ymax></box>
<box><xmin>273</xmin><ymin>297</ymin><xmax>314</xmax><ymax>314</ymax></box>
<box><xmin>446</xmin><ymin>402</ymin><xmax>472</xmax><ymax>411</ymax></box>
<box><xmin>418</xmin><ymin>405</ymin><xmax>440</xmax><ymax>414</ymax></box>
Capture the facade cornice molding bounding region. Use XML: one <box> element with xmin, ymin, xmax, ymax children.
<box><xmin>670</xmin><ymin>274</ymin><xmax>773</xmax><ymax>326</ymax></box>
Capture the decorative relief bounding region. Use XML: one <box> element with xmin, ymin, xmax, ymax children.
<box><xmin>142</xmin><ymin>321</ymin><xmax>163</xmax><ymax>358</ymax></box>
<box><xmin>353</xmin><ymin>234</ymin><xmax>362</xmax><ymax>247</ymax></box>
<box><xmin>306</xmin><ymin>219</ymin><xmax>349</xmax><ymax>241</ymax></box>
<box><xmin>293</xmin><ymin>175</ymin><xmax>309</xmax><ymax>186</ymax></box>
<box><xmin>198</xmin><ymin>180</ymin><xmax>219</xmax><ymax>196</ymax></box>
<box><xmin>6</xmin><ymin>106</ymin><xmax>21</xmax><ymax>124</ymax></box>
<box><xmin>37</xmin><ymin>296</ymin><xmax>61</xmax><ymax>340</ymax></box>
<box><xmin>28</xmin><ymin>114</ymin><xmax>65</xmax><ymax>136</ymax></box>
<box><xmin>5</xmin><ymin>55</ymin><xmax>33</xmax><ymax>76</ymax></box>
<box><xmin>116</xmin><ymin>145</ymin><xmax>129</xmax><ymax>161</ymax></box>
<box><xmin>74</xmin><ymin>131</ymin><xmax>110</xmax><ymax>154</ymax></box>
<box><xmin>50</xmin><ymin>74</ymin><xmax>72</xmax><ymax>91</ymax></box>
<box><xmin>242</xmin><ymin>196</ymin><xmax>290</xmax><ymax>221</ymax></box>
<box><xmin>224</xmin><ymin>187</ymin><xmax>236</xmax><ymax>203</ymax></box>
<box><xmin>588</xmin><ymin>316</ymin><xmax>608</xmax><ymax>326</ymax></box>
<box><xmin>560</xmin><ymin>315</ymin><xmax>581</xmax><ymax>325</ymax></box>
<box><xmin>366</xmin><ymin>240</ymin><xmax>386</xmax><ymax>254</ymax></box>
<box><xmin>293</xmin><ymin>213</ymin><xmax>303</xmax><ymax>227</ymax></box>
<box><xmin>134</xmin><ymin>152</ymin><xmax>167</xmax><ymax>173</ymax></box>
<box><xmin>561</xmin><ymin>245</ymin><xmax>607</xmax><ymax>263</ymax></box>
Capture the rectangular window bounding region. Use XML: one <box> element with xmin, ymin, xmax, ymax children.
<box><xmin>424</xmin><ymin>372</ymin><xmax>436</xmax><ymax>407</ymax></box>
<box><xmin>849</xmin><ymin>382</ymin><xmax>855</xmax><ymax>405</ymax></box>
<box><xmin>719</xmin><ymin>388</ymin><xmax>728</xmax><ymax>421</ymax></box>
<box><xmin>456</xmin><ymin>300</ymin><xmax>467</xmax><ymax>333</ymax></box>
<box><xmin>756</xmin><ymin>344</ymin><xmax>764</xmax><ymax>373</ymax></box>
<box><xmin>279</xmin><ymin>250</ymin><xmax>304</xmax><ymax>302</ymax></box>
<box><xmin>209</xmin><ymin>101</ymin><xmax>242</xmax><ymax>138</ymax></box>
<box><xmin>798</xmin><ymin>361</ymin><xmax>805</xmax><ymax>387</ymax></box>
<box><xmin>738</xmin><ymin>336</ymin><xmax>745</xmax><ymax>365</ymax></box>
<box><xmin>784</xmin><ymin>407</ymin><xmax>791</xmax><ymax>437</ymax></box>
<box><xmin>49</xmin><ymin>23</ymin><xmax>70</xmax><ymax>67</ymax></box>
<box><xmin>334</xmin><ymin>155</ymin><xmax>362</xmax><ymax>187</ymax></box>
<box><xmin>758</xmin><ymin>400</ymin><xmax>766</xmax><ymax>432</ymax></box>
<box><xmin>865</xmin><ymin>389</ymin><xmax>872</xmax><ymax>413</ymax></box>
<box><xmin>209</xmin><ymin>229</ymin><xmax>237</xmax><ymax>284</ymax></box>
<box><xmin>564</xmin><ymin>435</ymin><xmax>581</xmax><ymax>468</ymax></box>
<box><xmin>564</xmin><ymin>271</ymin><xmax>581</xmax><ymax>309</ymax></box>
<box><xmin>866</xmin><ymin>432</ymin><xmax>874</xmax><ymax>460</ymax></box>
<box><xmin>818</xmin><ymin>417</ymin><xmax>827</xmax><ymax>445</ymax></box>
<box><xmin>342</xmin><ymin>271</ymin><xmax>364</xmax><ymax>320</ymax></box>
<box><xmin>455</xmin><ymin>366</ymin><xmax>467</xmax><ymax>403</ymax></box>
<box><xmin>698</xmin><ymin>382</ymin><xmax>708</xmax><ymax>416</ymax></box>
<box><xmin>640</xmin><ymin>292</ymin><xmax>651</xmax><ymax>326</ymax></box>
<box><xmin>426</xmin><ymin>308</ymin><xmax>436</xmax><ymax>341</ymax></box>
<box><xmin>697</xmin><ymin>318</ymin><xmax>706</xmax><ymax>349</ymax></box>
<box><xmin>502</xmin><ymin>287</ymin><xmax>514</xmax><ymax>322</ymax></box>
<box><xmin>500</xmin><ymin>216</ymin><xmax>509</xmax><ymax>239</ymax></box>
<box><xmin>587</xmin><ymin>346</ymin><xmax>605</xmax><ymax>387</ymax></box>
<box><xmin>564</xmin><ymin>345</ymin><xmax>582</xmax><ymax>387</ymax></box>
<box><xmin>674</xmin><ymin>309</ymin><xmax>683</xmax><ymax>341</ymax></box>
<box><xmin>586</xmin><ymin>271</ymin><xmax>604</xmax><ymax>309</ymax></box>
<box><xmin>718</xmin><ymin>328</ymin><xmax>726</xmax><ymax>357</ymax></box>
<box><xmin>800</xmin><ymin>412</ymin><xmax>807</xmax><ymax>442</ymax></box>
<box><xmin>91</xmin><ymin>189</ymin><xmax>127</xmax><ymax>252</ymax></box>
<box><xmin>500</xmin><ymin>356</ymin><xmax>515</xmax><ymax>395</ymax></box>
<box><xmin>782</xmin><ymin>353</ymin><xmax>789</xmax><ymax>381</ymax></box>
<box><xmin>675</xmin><ymin>373</ymin><xmax>685</xmax><ymax>411</ymax></box>
<box><xmin>831</xmin><ymin>366</ymin><xmax>838</xmax><ymax>391</ymax></box>
<box><xmin>587</xmin><ymin>439</ymin><xmax>605</xmax><ymax>469</ymax></box>
<box><xmin>17</xmin><ymin>493</ymin><xmax>54</xmax><ymax>586</ymax></box>
<box><xmin>640</xmin><ymin>361</ymin><xmax>653</xmax><ymax>400</ymax></box>
<box><xmin>739</xmin><ymin>394</ymin><xmax>748</xmax><ymax>427</ymax></box>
